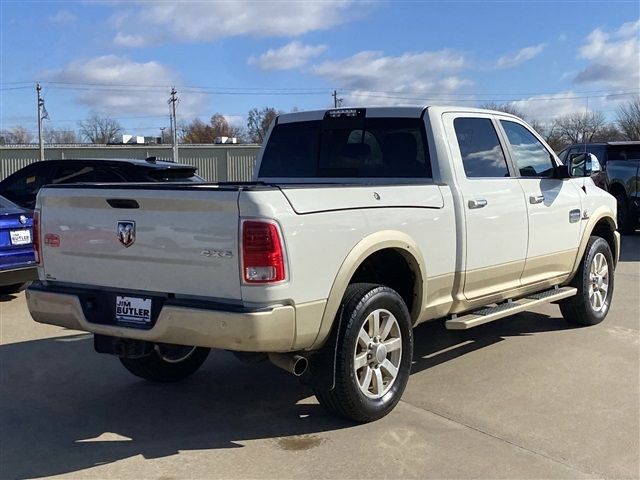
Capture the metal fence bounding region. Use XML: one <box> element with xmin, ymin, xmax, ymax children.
<box><xmin>0</xmin><ymin>144</ymin><xmax>261</xmax><ymax>182</ymax></box>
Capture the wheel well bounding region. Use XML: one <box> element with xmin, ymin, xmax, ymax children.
<box><xmin>591</xmin><ymin>218</ymin><xmax>616</xmax><ymax>261</ymax></box>
<box><xmin>349</xmin><ymin>248</ymin><xmax>420</xmax><ymax>320</ymax></box>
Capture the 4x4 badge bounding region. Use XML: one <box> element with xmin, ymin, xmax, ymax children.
<box><xmin>117</xmin><ymin>221</ymin><xmax>135</xmax><ymax>247</ymax></box>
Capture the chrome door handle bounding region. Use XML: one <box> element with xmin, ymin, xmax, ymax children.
<box><xmin>529</xmin><ymin>195</ymin><xmax>545</xmax><ymax>204</ymax></box>
<box><xmin>468</xmin><ymin>198</ymin><xmax>488</xmax><ymax>209</ymax></box>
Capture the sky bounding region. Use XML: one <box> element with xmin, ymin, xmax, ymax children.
<box><xmin>1</xmin><ymin>0</ymin><xmax>639</xmax><ymax>139</ymax></box>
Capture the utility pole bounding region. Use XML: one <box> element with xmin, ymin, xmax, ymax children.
<box><xmin>36</xmin><ymin>83</ymin><xmax>45</xmax><ymax>161</ymax></box>
<box><xmin>168</xmin><ymin>87</ymin><xmax>179</xmax><ymax>162</ymax></box>
<box><xmin>332</xmin><ymin>89</ymin><xmax>343</xmax><ymax>108</ymax></box>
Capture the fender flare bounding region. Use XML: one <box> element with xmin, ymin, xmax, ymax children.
<box><xmin>567</xmin><ymin>206</ymin><xmax>618</xmax><ymax>281</ymax></box>
<box><xmin>308</xmin><ymin>230</ymin><xmax>426</xmax><ymax>351</ymax></box>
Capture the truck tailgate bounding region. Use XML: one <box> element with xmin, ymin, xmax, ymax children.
<box><xmin>38</xmin><ymin>186</ymin><xmax>242</xmax><ymax>300</ymax></box>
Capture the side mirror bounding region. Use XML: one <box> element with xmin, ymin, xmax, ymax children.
<box><xmin>568</xmin><ymin>153</ymin><xmax>600</xmax><ymax>177</ymax></box>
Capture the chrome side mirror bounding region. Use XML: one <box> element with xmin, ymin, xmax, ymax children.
<box><xmin>569</xmin><ymin>153</ymin><xmax>600</xmax><ymax>177</ymax></box>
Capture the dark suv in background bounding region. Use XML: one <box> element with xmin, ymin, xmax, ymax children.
<box><xmin>0</xmin><ymin>158</ymin><xmax>202</xmax><ymax>210</ymax></box>
<box><xmin>559</xmin><ymin>141</ymin><xmax>640</xmax><ymax>234</ymax></box>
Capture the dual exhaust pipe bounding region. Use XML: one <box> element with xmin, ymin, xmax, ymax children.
<box><xmin>268</xmin><ymin>353</ymin><xmax>308</xmax><ymax>377</ymax></box>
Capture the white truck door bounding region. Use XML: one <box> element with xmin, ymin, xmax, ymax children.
<box><xmin>497</xmin><ymin>119</ymin><xmax>582</xmax><ymax>284</ymax></box>
<box><xmin>443</xmin><ymin>113</ymin><xmax>529</xmax><ymax>300</ymax></box>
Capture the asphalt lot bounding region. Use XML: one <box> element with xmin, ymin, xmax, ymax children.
<box><xmin>1</xmin><ymin>235</ymin><xmax>638</xmax><ymax>479</ymax></box>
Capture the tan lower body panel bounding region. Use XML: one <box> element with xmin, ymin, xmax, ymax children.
<box><xmin>26</xmin><ymin>288</ymin><xmax>307</xmax><ymax>353</ymax></box>
<box><xmin>520</xmin><ymin>249</ymin><xmax>577</xmax><ymax>286</ymax></box>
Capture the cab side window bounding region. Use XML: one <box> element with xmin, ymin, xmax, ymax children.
<box><xmin>454</xmin><ymin>117</ymin><xmax>510</xmax><ymax>178</ymax></box>
<box><xmin>501</xmin><ymin>121</ymin><xmax>555</xmax><ymax>177</ymax></box>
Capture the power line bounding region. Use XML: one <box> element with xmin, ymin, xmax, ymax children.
<box><xmin>3</xmin><ymin>80</ymin><xmax>636</xmax><ymax>98</ymax></box>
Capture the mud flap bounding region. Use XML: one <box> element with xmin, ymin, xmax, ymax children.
<box><xmin>300</xmin><ymin>304</ymin><xmax>346</xmax><ymax>391</ymax></box>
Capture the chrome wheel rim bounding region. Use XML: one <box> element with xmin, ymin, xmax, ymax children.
<box><xmin>155</xmin><ymin>344</ymin><xmax>197</xmax><ymax>363</ymax></box>
<box><xmin>588</xmin><ymin>252</ymin><xmax>609</xmax><ymax>313</ymax></box>
<box><xmin>353</xmin><ymin>308</ymin><xmax>402</xmax><ymax>399</ymax></box>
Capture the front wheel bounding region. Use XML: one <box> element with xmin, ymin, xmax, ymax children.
<box><xmin>120</xmin><ymin>344</ymin><xmax>210</xmax><ymax>382</ymax></box>
<box><xmin>560</xmin><ymin>236</ymin><xmax>614</xmax><ymax>326</ymax></box>
<box><xmin>313</xmin><ymin>283</ymin><xmax>413</xmax><ymax>423</ymax></box>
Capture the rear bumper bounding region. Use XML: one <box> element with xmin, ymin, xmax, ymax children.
<box><xmin>0</xmin><ymin>266</ymin><xmax>37</xmax><ymax>287</ymax></box>
<box><xmin>26</xmin><ymin>287</ymin><xmax>304</xmax><ymax>352</ymax></box>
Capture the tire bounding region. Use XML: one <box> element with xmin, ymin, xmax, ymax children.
<box><xmin>0</xmin><ymin>283</ymin><xmax>27</xmax><ymax>295</ymax></box>
<box><xmin>613</xmin><ymin>191</ymin><xmax>636</xmax><ymax>235</ymax></box>
<box><xmin>120</xmin><ymin>344</ymin><xmax>210</xmax><ymax>382</ymax></box>
<box><xmin>313</xmin><ymin>283</ymin><xmax>413</xmax><ymax>423</ymax></box>
<box><xmin>560</xmin><ymin>236</ymin><xmax>614</xmax><ymax>326</ymax></box>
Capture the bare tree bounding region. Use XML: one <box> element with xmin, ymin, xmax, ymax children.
<box><xmin>480</xmin><ymin>102</ymin><xmax>527</xmax><ymax>120</ymax></box>
<box><xmin>44</xmin><ymin>126</ymin><xmax>78</xmax><ymax>144</ymax></box>
<box><xmin>551</xmin><ymin>111</ymin><xmax>608</xmax><ymax>144</ymax></box>
<box><xmin>3</xmin><ymin>126</ymin><xmax>34</xmax><ymax>144</ymax></box>
<box><xmin>616</xmin><ymin>96</ymin><xmax>640</xmax><ymax>140</ymax></box>
<box><xmin>247</xmin><ymin>107</ymin><xmax>280</xmax><ymax>144</ymax></box>
<box><xmin>78</xmin><ymin>115</ymin><xmax>123</xmax><ymax>143</ymax></box>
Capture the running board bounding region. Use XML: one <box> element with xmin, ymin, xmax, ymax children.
<box><xmin>445</xmin><ymin>286</ymin><xmax>577</xmax><ymax>330</ymax></box>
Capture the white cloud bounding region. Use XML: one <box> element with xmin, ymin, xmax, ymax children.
<box><xmin>510</xmin><ymin>91</ymin><xmax>596</xmax><ymax>123</ymax></box>
<box><xmin>48</xmin><ymin>55</ymin><xmax>207</xmax><ymax>117</ymax></box>
<box><xmin>248</xmin><ymin>42</ymin><xmax>327</xmax><ymax>71</ymax></box>
<box><xmin>113</xmin><ymin>1</ymin><xmax>358</xmax><ymax>47</ymax></box>
<box><xmin>49</xmin><ymin>10</ymin><xmax>77</xmax><ymax>24</ymax></box>
<box><xmin>574</xmin><ymin>20</ymin><xmax>640</xmax><ymax>90</ymax></box>
<box><xmin>496</xmin><ymin>43</ymin><xmax>546</xmax><ymax>68</ymax></box>
<box><xmin>311</xmin><ymin>50</ymin><xmax>470</xmax><ymax>105</ymax></box>
<box><xmin>223</xmin><ymin>115</ymin><xmax>245</xmax><ymax>129</ymax></box>
<box><xmin>113</xmin><ymin>33</ymin><xmax>149</xmax><ymax>48</ymax></box>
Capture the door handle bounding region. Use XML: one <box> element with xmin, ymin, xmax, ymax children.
<box><xmin>468</xmin><ymin>198</ymin><xmax>488</xmax><ymax>209</ymax></box>
<box><xmin>529</xmin><ymin>195</ymin><xmax>545</xmax><ymax>204</ymax></box>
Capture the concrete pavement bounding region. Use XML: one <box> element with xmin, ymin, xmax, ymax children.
<box><xmin>1</xmin><ymin>235</ymin><xmax>638</xmax><ymax>479</ymax></box>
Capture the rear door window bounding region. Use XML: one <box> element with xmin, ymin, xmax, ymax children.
<box><xmin>608</xmin><ymin>145</ymin><xmax>640</xmax><ymax>162</ymax></box>
<box><xmin>453</xmin><ymin>117</ymin><xmax>510</xmax><ymax>178</ymax></box>
<box><xmin>259</xmin><ymin>116</ymin><xmax>431</xmax><ymax>179</ymax></box>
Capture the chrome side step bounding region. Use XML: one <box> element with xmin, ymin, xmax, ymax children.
<box><xmin>445</xmin><ymin>286</ymin><xmax>577</xmax><ymax>330</ymax></box>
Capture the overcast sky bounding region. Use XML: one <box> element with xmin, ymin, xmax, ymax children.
<box><xmin>1</xmin><ymin>0</ymin><xmax>638</xmax><ymax>137</ymax></box>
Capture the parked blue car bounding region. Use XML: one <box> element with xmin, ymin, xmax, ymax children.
<box><xmin>0</xmin><ymin>195</ymin><xmax>36</xmax><ymax>294</ymax></box>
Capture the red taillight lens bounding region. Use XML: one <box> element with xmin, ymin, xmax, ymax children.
<box><xmin>33</xmin><ymin>211</ymin><xmax>41</xmax><ymax>265</ymax></box>
<box><xmin>242</xmin><ymin>220</ymin><xmax>286</xmax><ymax>283</ymax></box>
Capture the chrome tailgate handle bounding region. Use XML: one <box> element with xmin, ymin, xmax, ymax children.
<box><xmin>468</xmin><ymin>198</ymin><xmax>488</xmax><ymax>209</ymax></box>
<box><xmin>529</xmin><ymin>195</ymin><xmax>545</xmax><ymax>204</ymax></box>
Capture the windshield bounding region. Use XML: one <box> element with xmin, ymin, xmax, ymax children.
<box><xmin>259</xmin><ymin>117</ymin><xmax>431</xmax><ymax>179</ymax></box>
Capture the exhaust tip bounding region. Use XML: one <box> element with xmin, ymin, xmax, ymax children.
<box><xmin>292</xmin><ymin>356</ymin><xmax>308</xmax><ymax>377</ymax></box>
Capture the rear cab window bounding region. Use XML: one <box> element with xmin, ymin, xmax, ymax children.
<box><xmin>259</xmin><ymin>112</ymin><xmax>432</xmax><ymax>180</ymax></box>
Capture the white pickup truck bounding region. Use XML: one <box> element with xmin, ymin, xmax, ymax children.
<box><xmin>27</xmin><ymin>106</ymin><xmax>619</xmax><ymax>422</ymax></box>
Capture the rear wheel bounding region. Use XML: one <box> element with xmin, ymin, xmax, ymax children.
<box><xmin>560</xmin><ymin>236</ymin><xmax>614</xmax><ymax>326</ymax></box>
<box><xmin>120</xmin><ymin>344</ymin><xmax>210</xmax><ymax>382</ymax></box>
<box><xmin>313</xmin><ymin>283</ymin><xmax>413</xmax><ymax>423</ymax></box>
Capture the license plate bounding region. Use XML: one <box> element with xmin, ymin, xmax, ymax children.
<box><xmin>115</xmin><ymin>296</ymin><xmax>152</xmax><ymax>325</ymax></box>
<box><xmin>10</xmin><ymin>229</ymin><xmax>31</xmax><ymax>246</ymax></box>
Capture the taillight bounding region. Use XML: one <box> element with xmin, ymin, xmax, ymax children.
<box><xmin>242</xmin><ymin>220</ymin><xmax>286</xmax><ymax>283</ymax></box>
<box><xmin>33</xmin><ymin>210</ymin><xmax>41</xmax><ymax>265</ymax></box>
